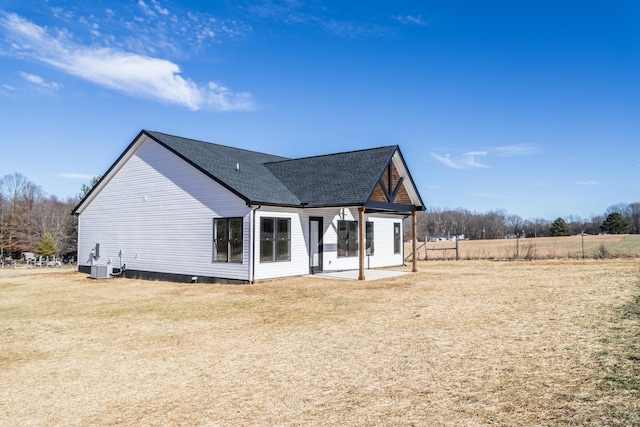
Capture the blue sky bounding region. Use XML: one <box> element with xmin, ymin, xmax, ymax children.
<box><xmin>1</xmin><ymin>1</ymin><xmax>638</xmax><ymax>220</ymax></box>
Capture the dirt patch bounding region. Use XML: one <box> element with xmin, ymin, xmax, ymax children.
<box><xmin>1</xmin><ymin>259</ymin><xmax>638</xmax><ymax>425</ymax></box>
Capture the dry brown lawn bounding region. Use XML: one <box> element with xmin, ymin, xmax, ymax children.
<box><xmin>1</xmin><ymin>259</ymin><xmax>639</xmax><ymax>426</ymax></box>
<box><xmin>413</xmin><ymin>234</ymin><xmax>640</xmax><ymax>260</ymax></box>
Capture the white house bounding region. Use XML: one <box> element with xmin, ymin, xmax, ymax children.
<box><xmin>73</xmin><ymin>130</ymin><xmax>424</xmax><ymax>283</ymax></box>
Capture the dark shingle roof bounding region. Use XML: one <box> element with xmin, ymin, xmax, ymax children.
<box><xmin>265</xmin><ymin>146</ymin><xmax>398</xmax><ymax>206</ymax></box>
<box><xmin>145</xmin><ymin>131</ymin><xmax>302</xmax><ymax>205</ymax></box>
<box><xmin>143</xmin><ymin>130</ymin><xmax>409</xmax><ymax>208</ymax></box>
<box><xmin>72</xmin><ymin>130</ymin><xmax>422</xmax><ymax>216</ymax></box>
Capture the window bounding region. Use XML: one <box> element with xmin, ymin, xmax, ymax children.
<box><xmin>366</xmin><ymin>221</ymin><xmax>374</xmax><ymax>255</ymax></box>
<box><xmin>394</xmin><ymin>222</ymin><xmax>401</xmax><ymax>254</ymax></box>
<box><xmin>337</xmin><ymin>220</ymin><xmax>358</xmax><ymax>257</ymax></box>
<box><xmin>260</xmin><ymin>218</ymin><xmax>291</xmax><ymax>262</ymax></box>
<box><xmin>213</xmin><ymin>218</ymin><xmax>243</xmax><ymax>263</ymax></box>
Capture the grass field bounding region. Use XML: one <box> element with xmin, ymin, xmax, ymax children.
<box><xmin>410</xmin><ymin>234</ymin><xmax>640</xmax><ymax>260</ymax></box>
<box><xmin>1</xmin><ymin>259</ymin><xmax>639</xmax><ymax>426</ymax></box>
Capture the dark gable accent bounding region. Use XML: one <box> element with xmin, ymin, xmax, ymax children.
<box><xmin>371</xmin><ymin>161</ymin><xmax>406</xmax><ymax>204</ymax></box>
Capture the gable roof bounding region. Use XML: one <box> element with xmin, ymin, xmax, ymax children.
<box><xmin>265</xmin><ymin>146</ymin><xmax>399</xmax><ymax>207</ymax></box>
<box><xmin>146</xmin><ymin>131</ymin><xmax>302</xmax><ymax>206</ymax></box>
<box><xmin>74</xmin><ymin>130</ymin><xmax>424</xmax><ymax>214</ymax></box>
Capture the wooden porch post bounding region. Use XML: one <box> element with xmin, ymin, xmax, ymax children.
<box><xmin>412</xmin><ymin>210</ymin><xmax>418</xmax><ymax>272</ymax></box>
<box><xmin>359</xmin><ymin>207</ymin><xmax>365</xmax><ymax>280</ymax></box>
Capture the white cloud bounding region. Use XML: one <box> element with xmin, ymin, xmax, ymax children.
<box><xmin>431</xmin><ymin>153</ymin><xmax>465</xmax><ymax>169</ymax></box>
<box><xmin>138</xmin><ymin>0</ymin><xmax>154</xmax><ymax>17</ymax></box>
<box><xmin>576</xmin><ymin>180</ymin><xmax>601</xmax><ymax>186</ymax></box>
<box><xmin>393</xmin><ymin>15</ymin><xmax>427</xmax><ymax>26</ymax></box>
<box><xmin>20</xmin><ymin>71</ymin><xmax>62</xmax><ymax>90</ymax></box>
<box><xmin>432</xmin><ymin>145</ymin><xmax>540</xmax><ymax>169</ymax></box>
<box><xmin>138</xmin><ymin>0</ymin><xmax>169</xmax><ymax>17</ymax></box>
<box><xmin>0</xmin><ymin>13</ymin><xmax>254</xmax><ymax>111</ymax></box>
<box><xmin>244</xmin><ymin>2</ymin><xmax>391</xmax><ymax>38</ymax></box>
<box><xmin>3</xmin><ymin>84</ymin><xmax>17</xmax><ymax>90</ymax></box>
<box><xmin>431</xmin><ymin>151</ymin><xmax>489</xmax><ymax>169</ymax></box>
<box><xmin>462</xmin><ymin>151</ymin><xmax>489</xmax><ymax>168</ymax></box>
<box><xmin>152</xmin><ymin>0</ymin><xmax>170</xmax><ymax>16</ymax></box>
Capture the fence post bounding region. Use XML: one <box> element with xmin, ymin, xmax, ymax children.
<box><xmin>456</xmin><ymin>237</ymin><xmax>459</xmax><ymax>260</ymax></box>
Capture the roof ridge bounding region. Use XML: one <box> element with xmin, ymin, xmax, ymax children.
<box><xmin>264</xmin><ymin>144</ymin><xmax>398</xmax><ymax>165</ymax></box>
<box><xmin>144</xmin><ymin>130</ymin><xmax>290</xmax><ymax>160</ymax></box>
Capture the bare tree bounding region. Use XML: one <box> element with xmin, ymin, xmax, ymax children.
<box><xmin>504</xmin><ymin>214</ymin><xmax>524</xmax><ymax>236</ymax></box>
<box><xmin>587</xmin><ymin>214</ymin><xmax>605</xmax><ymax>235</ymax></box>
<box><xmin>565</xmin><ymin>215</ymin><xmax>586</xmax><ymax>235</ymax></box>
<box><xmin>404</xmin><ymin>201</ymin><xmax>640</xmax><ymax>247</ymax></box>
<box><xmin>483</xmin><ymin>210</ymin><xmax>507</xmax><ymax>239</ymax></box>
<box><xmin>31</xmin><ymin>196</ymin><xmax>78</xmax><ymax>257</ymax></box>
<box><xmin>0</xmin><ymin>173</ymin><xmax>44</xmax><ymax>257</ymax></box>
<box><xmin>628</xmin><ymin>203</ymin><xmax>640</xmax><ymax>234</ymax></box>
<box><xmin>522</xmin><ymin>218</ymin><xmax>550</xmax><ymax>238</ymax></box>
<box><xmin>605</xmin><ymin>203</ymin><xmax>630</xmax><ymax>217</ymax></box>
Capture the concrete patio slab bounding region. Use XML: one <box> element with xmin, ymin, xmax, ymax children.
<box><xmin>308</xmin><ymin>269</ymin><xmax>410</xmax><ymax>281</ymax></box>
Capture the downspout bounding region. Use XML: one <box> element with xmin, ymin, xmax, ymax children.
<box><xmin>251</xmin><ymin>204</ymin><xmax>261</xmax><ymax>284</ymax></box>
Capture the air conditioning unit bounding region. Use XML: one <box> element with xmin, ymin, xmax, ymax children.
<box><xmin>91</xmin><ymin>264</ymin><xmax>109</xmax><ymax>279</ymax></box>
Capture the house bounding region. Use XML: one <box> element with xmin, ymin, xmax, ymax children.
<box><xmin>73</xmin><ymin>130</ymin><xmax>425</xmax><ymax>283</ymax></box>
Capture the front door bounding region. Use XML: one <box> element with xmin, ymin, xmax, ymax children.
<box><xmin>309</xmin><ymin>217</ymin><xmax>323</xmax><ymax>274</ymax></box>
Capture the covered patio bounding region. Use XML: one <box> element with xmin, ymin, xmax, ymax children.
<box><xmin>309</xmin><ymin>268</ymin><xmax>411</xmax><ymax>282</ymax></box>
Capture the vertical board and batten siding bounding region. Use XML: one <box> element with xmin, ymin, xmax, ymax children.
<box><xmin>78</xmin><ymin>138</ymin><xmax>251</xmax><ymax>281</ymax></box>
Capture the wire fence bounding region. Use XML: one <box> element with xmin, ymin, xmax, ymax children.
<box><xmin>405</xmin><ymin>234</ymin><xmax>640</xmax><ymax>261</ymax></box>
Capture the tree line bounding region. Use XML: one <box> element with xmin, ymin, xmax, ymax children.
<box><xmin>1</xmin><ymin>172</ymin><xmax>638</xmax><ymax>261</ymax></box>
<box><xmin>0</xmin><ymin>173</ymin><xmax>79</xmax><ymax>261</ymax></box>
<box><xmin>407</xmin><ymin>203</ymin><xmax>640</xmax><ymax>241</ymax></box>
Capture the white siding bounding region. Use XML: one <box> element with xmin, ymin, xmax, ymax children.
<box><xmin>250</xmin><ymin>207</ymin><xmax>405</xmax><ymax>280</ymax></box>
<box><xmin>78</xmin><ymin>139</ymin><xmax>251</xmax><ymax>281</ymax></box>
<box><xmin>365</xmin><ymin>215</ymin><xmax>405</xmax><ymax>268</ymax></box>
<box><xmin>253</xmin><ymin>207</ymin><xmax>309</xmax><ymax>280</ymax></box>
<box><xmin>78</xmin><ymin>137</ymin><xmax>407</xmax><ymax>282</ymax></box>
<box><xmin>302</xmin><ymin>208</ymin><xmax>405</xmax><ymax>273</ymax></box>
